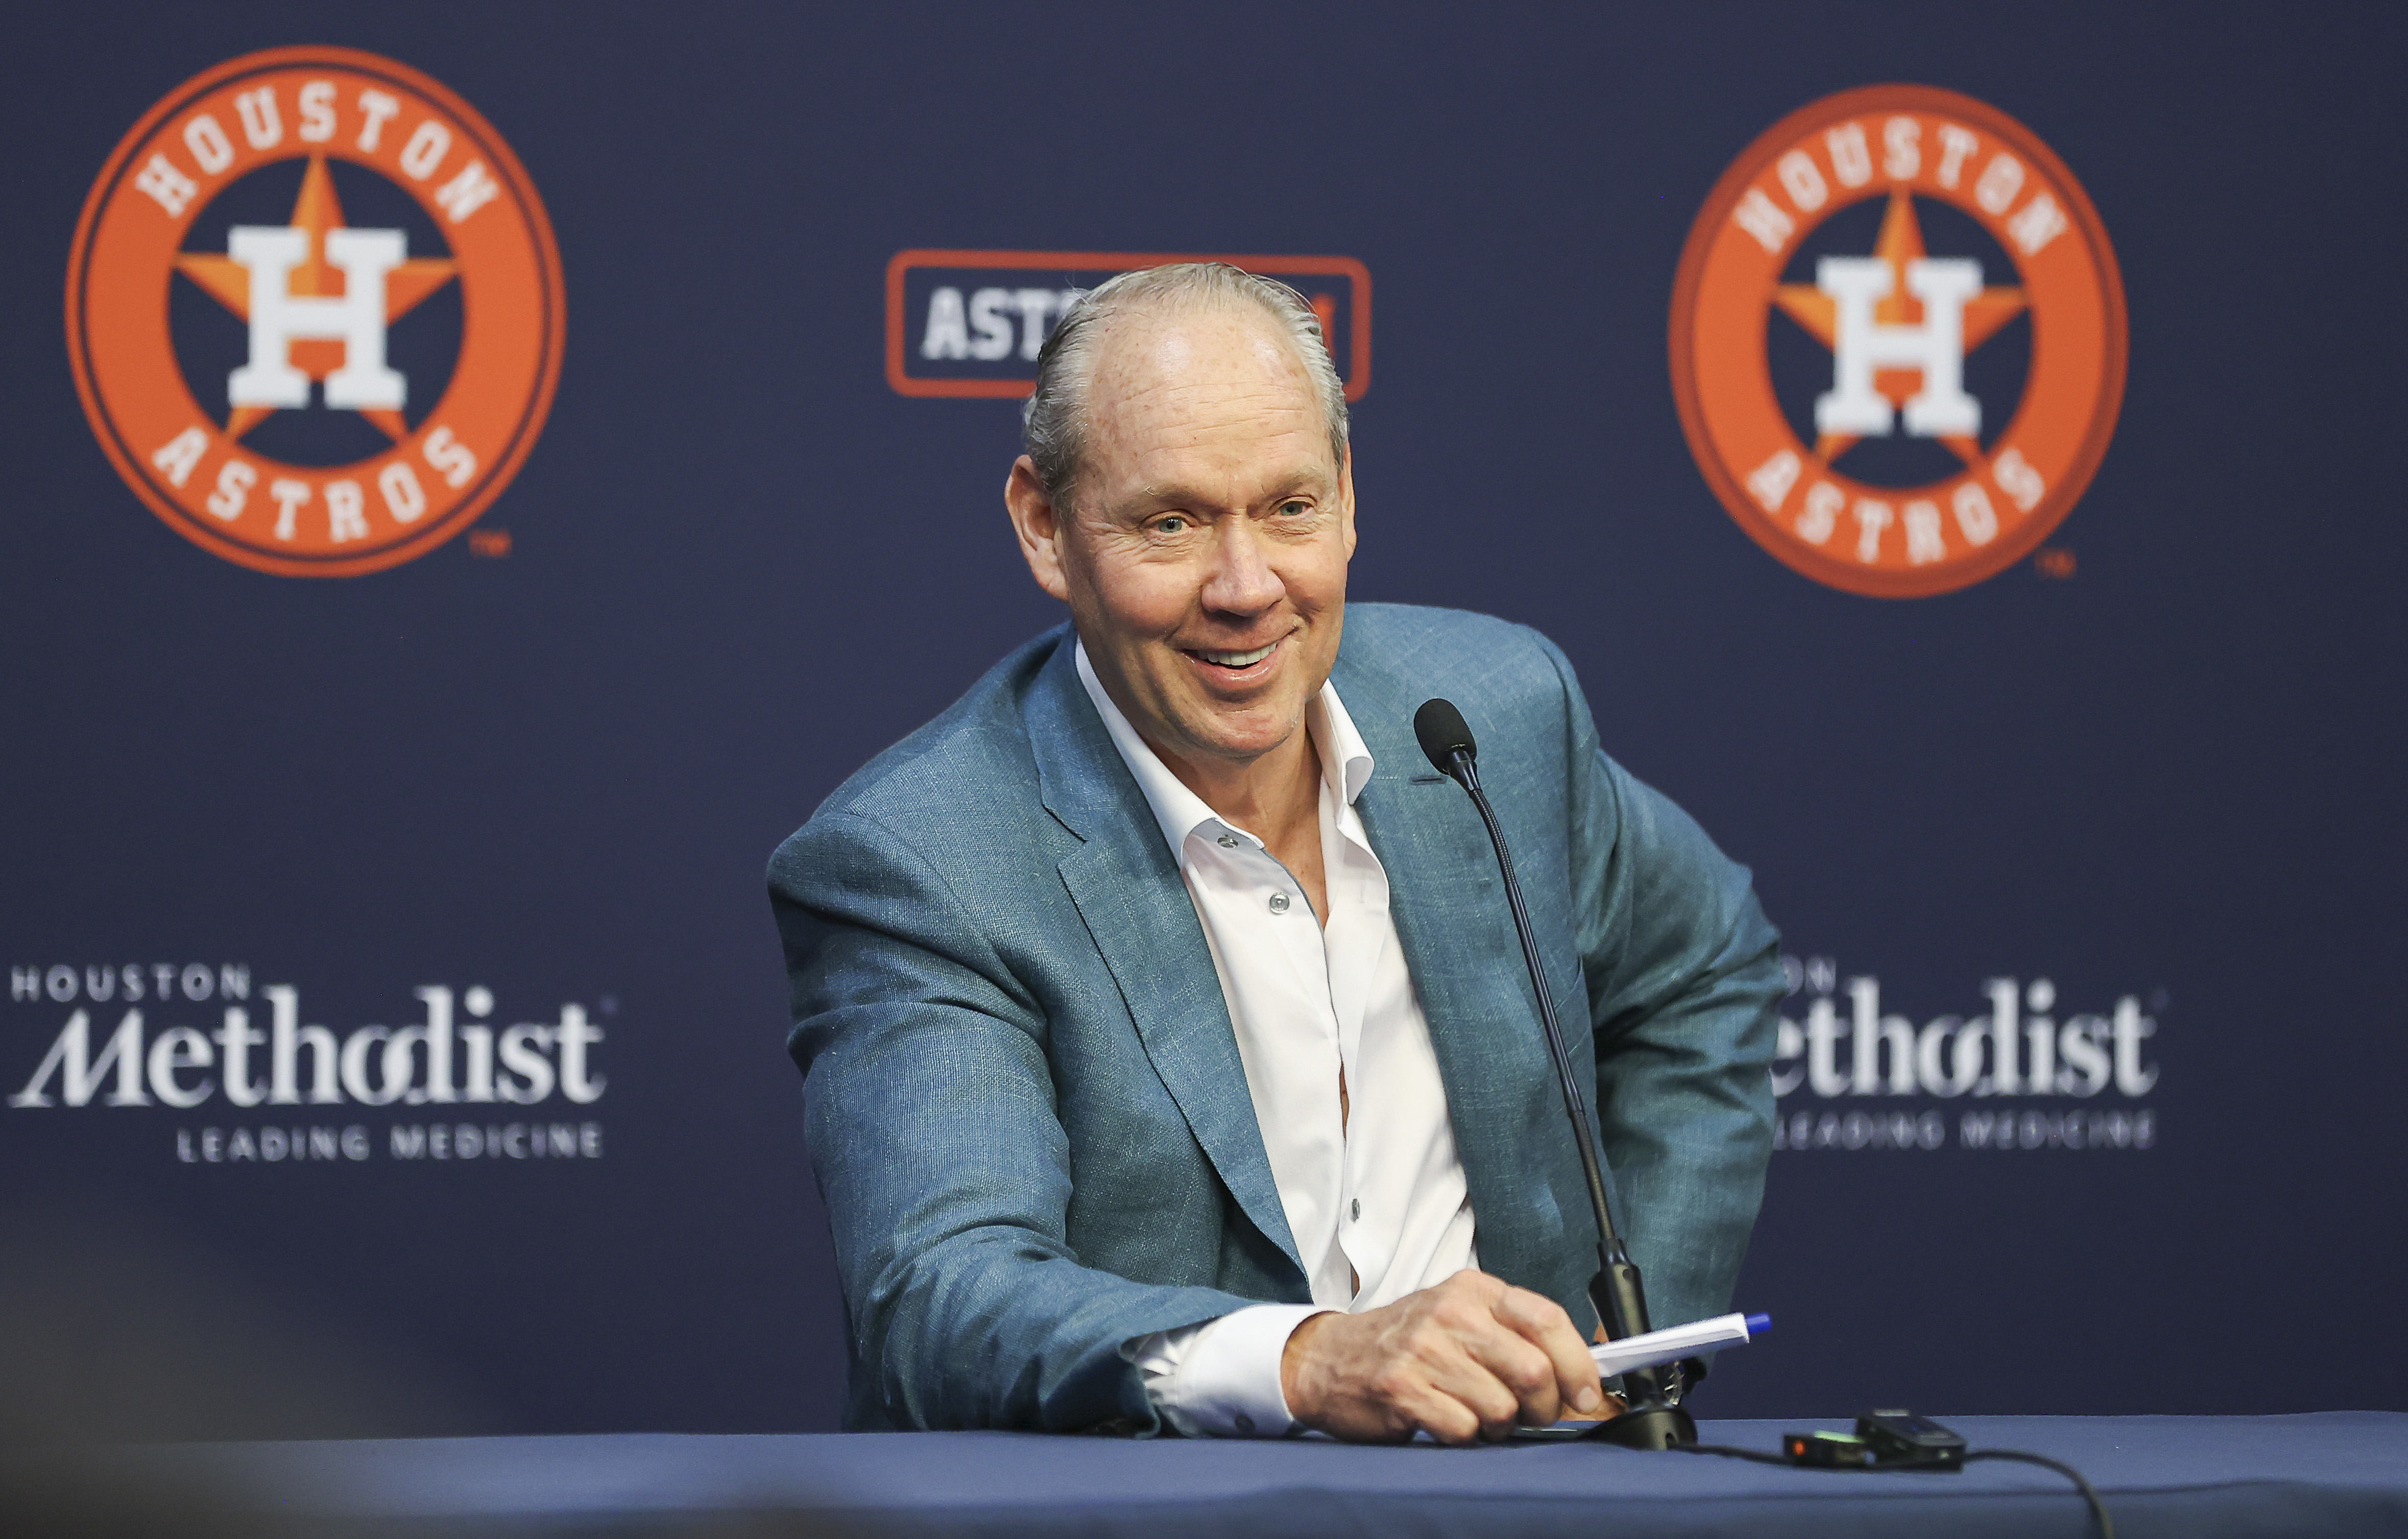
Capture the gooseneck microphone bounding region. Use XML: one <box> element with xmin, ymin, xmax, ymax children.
<box><xmin>1413</xmin><ymin>698</ymin><xmax>1699</xmax><ymax>1450</ymax></box>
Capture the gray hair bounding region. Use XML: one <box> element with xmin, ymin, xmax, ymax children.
<box><xmin>1021</xmin><ymin>262</ymin><xmax>1350</xmax><ymax>510</ymax></box>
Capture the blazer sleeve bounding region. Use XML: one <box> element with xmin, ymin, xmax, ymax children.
<box><xmin>769</xmin><ymin>805</ymin><xmax>1260</xmax><ymax>1432</ymax></box>
<box><xmin>1538</xmin><ymin>635</ymin><xmax>1783</xmax><ymax>1332</ymax></box>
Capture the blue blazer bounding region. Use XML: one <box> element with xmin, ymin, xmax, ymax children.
<box><xmin>769</xmin><ymin>604</ymin><xmax>1780</xmax><ymax>1432</ymax></box>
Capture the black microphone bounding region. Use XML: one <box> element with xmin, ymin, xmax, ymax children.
<box><xmin>1414</xmin><ymin>698</ymin><xmax>1698</xmax><ymax>1450</ymax></box>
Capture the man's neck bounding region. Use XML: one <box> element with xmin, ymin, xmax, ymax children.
<box><xmin>1147</xmin><ymin>722</ymin><xmax>1322</xmax><ymax>851</ymax></box>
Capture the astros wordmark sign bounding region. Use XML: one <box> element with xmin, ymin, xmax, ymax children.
<box><xmin>1671</xmin><ymin>86</ymin><xmax>2125</xmax><ymax>597</ymax></box>
<box><xmin>886</xmin><ymin>250</ymin><xmax>1371</xmax><ymax>401</ymax></box>
<box><xmin>67</xmin><ymin>48</ymin><xmax>564</xmax><ymax>576</ymax></box>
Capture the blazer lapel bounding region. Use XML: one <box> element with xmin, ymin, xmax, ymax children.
<box><xmin>1335</xmin><ymin>653</ymin><xmax>1569</xmax><ymax>1295</ymax></box>
<box><xmin>1023</xmin><ymin>635</ymin><xmax>1306</xmax><ymax>1282</ymax></box>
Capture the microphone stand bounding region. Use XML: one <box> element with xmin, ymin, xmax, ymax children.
<box><xmin>1416</xmin><ymin>700</ymin><xmax>1698</xmax><ymax>1450</ymax></box>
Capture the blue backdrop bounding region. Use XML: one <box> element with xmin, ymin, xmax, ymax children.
<box><xmin>4</xmin><ymin>2</ymin><xmax>2402</xmax><ymax>1436</ymax></box>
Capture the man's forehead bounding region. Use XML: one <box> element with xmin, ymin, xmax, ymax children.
<box><xmin>1090</xmin><ymin>405</ymin><xmax>1336</xmax><ymax>509</ymax></box>
<box><xmin>1086</xmin><ymin>303</ymin><xmax>1316</xmax><ymax>411</ymax></box>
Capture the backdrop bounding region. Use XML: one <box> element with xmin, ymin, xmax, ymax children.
<box><xmin>5</xmin><ymin>2</ymin><xmax>2402</xmax><ymax>1438</ymax></box>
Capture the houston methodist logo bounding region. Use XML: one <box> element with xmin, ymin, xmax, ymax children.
<box><xmin>66</xmin><ymin>47</ymin><xmax>564</xmax><ymax>576</ymax></box>
<box><xmin>887</xmin><ymin>250</ymin><xmax>1370</xmax><ymax>400</ymax></box>
<box><xmin>9</xmin><ymin>960</ymin><xmax>611</xmax><ymax>1170</ymax></box>
<box><xmin>1670</xmin><ymin>86</ymin><xmax>2126</xmax><ymax>597</ymax></box>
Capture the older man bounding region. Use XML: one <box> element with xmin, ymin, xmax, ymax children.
<box><xmin>769</xmin><ymin>264</ymin><xmax>1779</xmax><ymax>1442</ymax></box>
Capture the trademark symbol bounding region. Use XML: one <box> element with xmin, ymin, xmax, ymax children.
<box><xmin>2035</xmin><ymin>548</ymin><xmax>2076</xmax><ymax>579</ymax></box>
<box><xmin>469</xmin><ymin>530</ymin><xmax>512</xmax><ymax>558</ymax></box>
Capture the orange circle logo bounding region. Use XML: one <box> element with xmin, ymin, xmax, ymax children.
<box><xmin>1670</xmin><ymin>86</ymin><xmax>2125</xmax><ymax>597</ymax></box>
<box><xmin>66</xmin><ymin>47</ymin><xmax>563</xmax><ymax>577</ymax></box>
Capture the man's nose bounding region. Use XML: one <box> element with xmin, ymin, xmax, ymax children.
<box><xmin>1199</xmin><ymin>518</ymin><xmax>1284</xmax><ymax>616</ymax></box>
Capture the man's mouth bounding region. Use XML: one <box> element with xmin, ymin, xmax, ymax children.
<box><xmin>1183</xmin><ymin>639</ymin><xmax>1280</xmax><ymax>674</ymax></box>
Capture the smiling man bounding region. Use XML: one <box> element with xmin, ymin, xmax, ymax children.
<box><xmin>769</xmin><ymin>264</ymin><xmax>1780</xmax><ymax>1442</ymax></box>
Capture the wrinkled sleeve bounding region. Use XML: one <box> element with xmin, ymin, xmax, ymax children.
<box><xmin>770</xmin><ymin>808</ymin><xmax>1259</xmax><ymax>1432</ymax></box>
<box><xmin>1539</xmin><ymin>637</ymin><xmax>1782</xmax><ymax>1332</ymax></box>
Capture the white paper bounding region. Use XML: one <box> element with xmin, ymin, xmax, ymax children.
<box><xmin>1588</xmin><ymin>1312</ymin><xmax>1754</xmax><ymax>1380</ymax></box>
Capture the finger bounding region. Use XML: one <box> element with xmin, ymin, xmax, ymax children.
<box><xmin>1432</xmin><ymin>1315</ymin><xmax>1562</xmax><ymax>1430</ymax></box>
<box><xmin>1492</xmin><ymin>1286</ymin><xmax>1608</xmax><ymax>1418</ymax></box>
<box><xmin>1405</xmin><ymin>1276</ymin><xmax>1543</xmax><ymax>1426</ymax></box>
<box><xmin>1471</xmin><ymin>1367</ymin><xmax>1529</xmax><ymax>1441</ymax></box>
<box><xmin>1404</xmin><ymin>1385</ymin><xmax>1485</xmax><ymax>1447</ymax></box>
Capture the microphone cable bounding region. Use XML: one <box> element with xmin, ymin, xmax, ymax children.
<box><xmin>1673</xmin><ymin>1441</ymin><xmax>2114</xmax><ymax>1538</ymax></box>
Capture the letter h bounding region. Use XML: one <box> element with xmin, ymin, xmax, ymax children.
<box><xmin>263</xmin><ymin>984</ymin><xmax>341</xmax><ymax>1104</ymax></box>
<box><xmin>227</xmin><ymin>225</ymin><xmax>406</xmax><ymax>411</ymax></box>
<box><xmin>1814</xmin><ymin>256</ymin><xmax>1983</xmax><ymax>439</ymax></box>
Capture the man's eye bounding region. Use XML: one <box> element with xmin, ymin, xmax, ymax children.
<box><xmin>1152</xmin><ymin>516</ymin><xmax>1188</xmax><ymax>534</ymax></box>
<box><xmin>1277</xmin><ymin>500</ymin><xmax>1310</xmax><ymax>517</ymax></box>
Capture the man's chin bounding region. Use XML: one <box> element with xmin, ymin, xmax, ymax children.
<box><xmin>1176</xmin><ymin>706</ymin><xmax>1311</xmax><ymax>765</ymax></box>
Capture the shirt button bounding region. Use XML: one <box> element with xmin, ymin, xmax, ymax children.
<box><xmin>1217</xmin><ymin>833</ymin><xmax>1239</xmax><ymax>849</ymax></box>
<box><xmin>1268</xmin><ymin>892</ymin><xmax>1290</xmax><ymax>914</ymax></box>
<box><xmin>1351</xmin><ymin>1198</ymin><xmax>1361</xmax><ymax>1221</ymax></box>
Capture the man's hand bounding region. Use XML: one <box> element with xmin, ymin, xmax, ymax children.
<box><xmin>1279</xmin><ymin>1271</ymin><xmax>1616</xmax><ymax>1444</ymax></box>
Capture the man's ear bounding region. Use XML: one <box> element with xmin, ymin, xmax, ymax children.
<box><xmin>1337</xmin><ymin>444</ymin><xmax>1358</xmax><ymax>561</ymax></box>
<box><xmin>1005</xmin><ymin>456</ymin><xmax>1072</xmax><ymax>603</ymax></box>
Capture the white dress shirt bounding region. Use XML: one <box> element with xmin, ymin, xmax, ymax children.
<box><xmin>1075</xmin><ymin>644</ymin><xmax>1480</xmax><ymax>1437</ymax></box>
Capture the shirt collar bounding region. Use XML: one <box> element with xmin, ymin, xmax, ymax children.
<box><xmin>1074</xmin><ymin>639</ymin><xmax>1376</xmax><ymax>858</ymax></box>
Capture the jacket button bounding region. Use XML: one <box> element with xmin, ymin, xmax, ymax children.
<box><xmin>1268</xmin><ymin>892</ymin><xmax>1290</xmax><ymax>914</ymax></box>
<box><xmin>1351</xmin><ymin>1198</ymin><xmax>1361</xmax><ymax>1221</ymax></box>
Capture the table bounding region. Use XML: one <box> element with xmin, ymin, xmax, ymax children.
<box><xmin>17</xmin><ymin>1414</ymin><xmax>2408</xmax><ymax>1537</ymax></box>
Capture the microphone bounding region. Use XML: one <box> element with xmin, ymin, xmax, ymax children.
<box><xmin>1414</xmin><ymin>698</ymin><xmax>1699</xmax><ymax>1450</ymax></box>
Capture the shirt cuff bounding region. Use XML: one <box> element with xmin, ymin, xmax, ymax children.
<box><xmin>1126</xmin><ymin>1304</ymin><xmax>1330</xmax><ymax>1438</ymax></box>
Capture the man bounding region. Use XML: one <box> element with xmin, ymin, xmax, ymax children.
<box><xmin>769</xmin><ymin>264</ymin><xmax>1778</xmax><ymax>1442</ymax></box>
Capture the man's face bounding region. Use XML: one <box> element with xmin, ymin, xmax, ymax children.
<box><xmin>1009</xmin><ymin>304</ymin><xmax>1355</xmax><ymax>775</ymax></box>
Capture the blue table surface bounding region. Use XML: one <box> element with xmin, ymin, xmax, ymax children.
<box><xmin>44</xmin><ymin>1412</ymin><xmax>2408</xmax><ymax>1538</ymax></box>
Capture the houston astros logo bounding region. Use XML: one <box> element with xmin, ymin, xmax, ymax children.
<box><xmin>66</xmin><ymin>47</ymin><xmax>563</xmax><ymax>576</ymax></box>
<box><xmin>1670</xmin><ymin>86</ymin><xmax>2125</xmax><ymax>597</ymax></box>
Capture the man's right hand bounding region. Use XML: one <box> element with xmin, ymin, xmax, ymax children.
<box><xmin>1279</xmin><ymin>1270</ymin><xmax>1615</xmax><ymax>1444</ymax></box>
